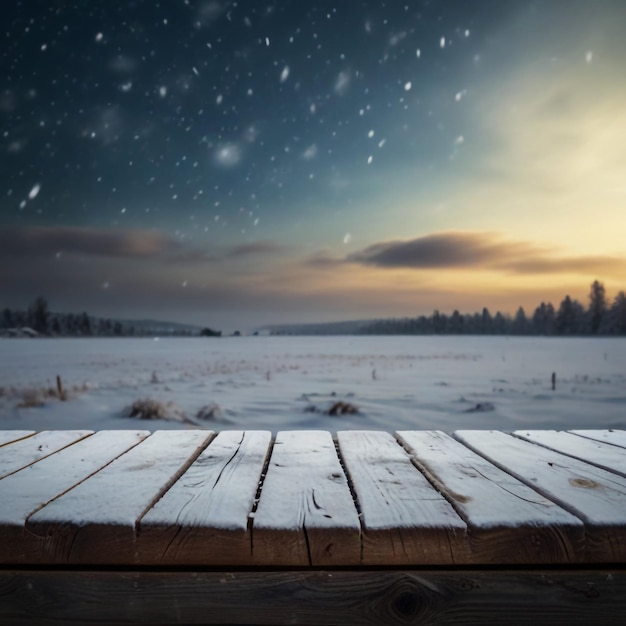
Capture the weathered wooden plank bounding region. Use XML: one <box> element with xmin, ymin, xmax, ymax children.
<box><xmin>455</xmin><ymin>430</ymin><xmax>626</xmax><ymax>562</ymax></box>
<box><xmin>570</xmin><ymin>429</ymin><xmax>626</xmax><ymax>450</ymax></box>
<box><xmin>25</xmin><ymin>430</ymin><xmax>213</xmax><ymax>564</ymax></box>
<box><xmin>2</xmin><ymin>569</ymin><xmax>625</xmax><ymax>625</ymax></box>
<box><xmin>252</xmin><ymin>431</ymin><xmax>361</xmax><ymax>566</ymax></box>
<box><xmin>0</xmin><ymin>430</ymin><xmax>149</xmax><ymax>564</ymax></box>
<box><xmin>0</xmin><ymin>431</ymin><xmax>35</xmax><ymax>447</ymax></box>
<box><xmin>397</xmin><ymin>430</ymin><xmax>585</xmax><ymax>564</ymax></box>
<box><xmin>0</xmin><ymin>430</ymin><xmax>92</xmax><ymax>479</ymax></box>
<box><xmin>337</xmin><ymin>430</ymin><xmax>468</xmax><ymax>565</ymax></box>
<box><xmin>515</xmin><ymin>430</ymin><xmax>626</xmax><ymax>478</ymax></box>
<box><xmin>138</xmin><ymin>430</ymin><xmax>271</xmax><ymax>565</ymax></box>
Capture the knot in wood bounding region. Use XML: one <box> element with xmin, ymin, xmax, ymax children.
<box><xmin>392</xmin><ymin>589</ymin><xmax>422</xmax><ymax>620</ymax></box>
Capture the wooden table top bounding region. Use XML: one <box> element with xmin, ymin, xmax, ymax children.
<box><xmin>0</xmin><ymin>429</ymin><xmax>625</xmax><ymax>567</ymax></box>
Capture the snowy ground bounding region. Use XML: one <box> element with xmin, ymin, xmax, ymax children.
<box><xmin>0</xmin><ymin>336</ymin><xmax>624</xmax><ymax>433</ymax></box>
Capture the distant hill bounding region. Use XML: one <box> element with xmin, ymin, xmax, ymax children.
<box><xmin>115</xmin><ymin>318</ymin><xmax>203</xmax><ymax>334</ymax></box>
<box><xmin>258</xmin><ymin>319</ymin><xmax>377</xmax><ymax>335</ymax></box>
<box><xmin>1</xmin><ymin>306</ymin><xmax>204</xmax><ymax>337</ymax></box>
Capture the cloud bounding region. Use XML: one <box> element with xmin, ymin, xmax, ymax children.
<box><xmin>346</xmin><ymin>232</ymin><xmax>532</xmax><ymax>269</ymax></box>
<box><xmin>345</xmin><ymin>231</ymin><xmax>626</xmax><ymax>277</ymax></box>
<box><xmin>0</xmin><ymin>226</ymin><xmax>182</xmax><ymax>260</ymax></box>
<box><xmin>224</xmin><ymin>241</ymin><xmax>289</xmax><ymax>258</ymax></box>
<box><xmin>0</xmin><ymin>227</ymin><xmax>289</xmax><ymax>266</ymax></box>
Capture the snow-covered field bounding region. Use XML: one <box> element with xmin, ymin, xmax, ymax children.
<box><xmin>0</xmin><ymin>336</ymin><xmax>624</xmax><ymax>433</ymax></box>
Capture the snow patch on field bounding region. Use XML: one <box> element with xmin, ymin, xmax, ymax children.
<box><xmin>0</xmin><ymin>336</ymin><xmax>624</xmax><ymax>432</ymax></box>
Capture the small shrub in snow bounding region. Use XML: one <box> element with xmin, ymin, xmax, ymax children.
<box><xmin>328</xmin><ymin>401</ymin><xmax>359</xmax><ymax>416</ymax></box>
<box><xmin>305</xmin><ymin>400</ymin><xmax>360</xmax><ymax>416</ymax></box>
<box><xmin>465</xmin><ymin>402</ymin><xmax>495</xmax><ymax>413</ymax></box>
<box><xmin>125</xmin><ymin>398</ymin><xmax>187</xmax><ymax>422</ymax></box>
<box><xmin>17</xmin><ymin>388</ymin><xmax>45</xmax><ymax>408</ymax></box>
<box><xmin>196</xmin><ymin>402</ymin><xmax>222</xmax><ymax>421</ymax></box>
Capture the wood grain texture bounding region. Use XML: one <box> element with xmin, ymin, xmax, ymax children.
<box><xmin>252</xmin><ymin>430</ymin><xmax>361</xmax><ymax>566</ymax></box>
<box><xmin>25</xmin><ymin>430</ymin><xmax>213</xmax><ymax>564</ymax></box>
<box><xmin>0</xmin><ymin>430</ymin><xmax>149</xmax><ymax>564</ymax></box>
<box><xmin>138</xmin><ymin>430</ymin><xmax>271</xmax><ymax>565</ymax></box>
<box><xmin>0</xmin><ymin>431</ymin><xmax>35</xmax><ymax>447</ymax></box>
<box><xmin>570</xmin><ymin>429</ymin><xmax>626</xmax><ymax>450</ymax></box>
<box><xmin>455</xmin><ymin>430</ymin><xmax>626</xmax><ymax>562</ymax></box>
<box><xmin>515</xmin><ymin>430</ymin><xmax>626</xmax><ymax>477</ymax></box>
<box><xmin>397</xmin><ymin>430</ymin><xmax>585</xmax><ymax>564</ymax></box>
<box><xmin>0</xmin><ymin>430</ymin><xmax>92</xmax><ymax>479</ymax></box>
<box><xmin>337</xmin><ymin>430</ymin><xmax>468</xmax><ymax>565</ymax></box>
<box><xmin>1</xmin><ymin>569</ymin><xmax>624</xmax><ymax>625</ymax></box>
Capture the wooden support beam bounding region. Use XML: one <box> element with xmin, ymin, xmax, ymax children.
<box><xmin>1</xmin><ymin>569</ymin><xmax>624</xmax><ymax>625</ymax></box>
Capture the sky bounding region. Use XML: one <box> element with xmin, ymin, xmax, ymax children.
<box><xmin>2</xmin><ymin>0</ymin><xmax>626</xmax><ymax>332</ymax></box>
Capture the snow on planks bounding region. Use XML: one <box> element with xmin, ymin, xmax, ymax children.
<box><xmin>515</xmin><ymin>430</ymin><xmax>626</xmax><ymax>478</ymax></box>
<box><xmin>0</xmin><ymin>431</ymin><xmax>35</xmax><ymax>447</ymax></box>
<box><xmin>252</xmin><ymin>430</ymin><xmax>361</xmax><ymax>566</ymax></box>
<box><xmin>0</xmin><ymin>431</ymin><xmax>149</xmax><ymax>563</ymax></box>
<box><xmin>570</xmin><ymin>429</ymin><xmax>626</xmax><ymax>450</ymax></box>
<box><xmin>456</xmin><ymin>430</ymin><xmax>626</xmax><ymax>562</ymax></box>
<box><xmin>337</xmin><ymin>431</ymin><xmax>468</xmax><ymax>565</ymax></box>
<box><xmin>0</xmin><ymin>430</ymin><xmax>92</xmax><ymax>479</ymax></box>
<box><xmin>397</xmin><ymin>430</ymin><xmax>584</xmax><ymax>564</ymax></box>
<box><xmin>138</xmin><ymin>430</ymin><xmax>271</xmax><ymax>565</ymax></box>
<box><xmin>2</xmin><ymin>429</ymin><xmax>626</xmax><ymax>567</ymax></box>
<box><xmin>25</xmin><ymin>430</ymin><xmax>213</xmax><ymax>564</ymax></box>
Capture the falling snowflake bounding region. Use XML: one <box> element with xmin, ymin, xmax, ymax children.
<box><xmin>95</xmin><ymin>32</ymin><xmax>103</xmax><ymax>42</ymax></box>
<box><xmin>586</xmin><ymin>51</ymin><xmax>593</xmax><ymax>63</ymax></box>
<box><xmin>28</xmin><ymin>183</ymin><xmax>41</xmax><ymax>199</ymax></box>
<box><xmin>215</xmin><ymin>144</ymin><xmax>241</xmax><ymax>166</ymax></box>
<box><xmin>368</xmin><ymin>130</ymin><xmax>375</xmax><ymax>138</ymax></box>
<box><xmin>159</xmin><ymin>86</ymin><xmax>167</xmax><ymax>97</ymax></box>
<box><xmin>404</xmin><ymin>81</ymin><xmax>412</xmax><ymax>91</ymax></box>
<box><xmin>416</xmin><ymin>49</ymin><xmax>421</xmax><ymax>58</ymax></box>
<box><xmin>334</xmin><ymin>71</ymin><xmax>350</xmax><ymax>95</ymax></box>
<box><xmin>302</xmin><ymin>144</ymin><xmax>318</xmax><ymax>159</ymax></box>
<box><xmin>343</xmin><ymin>233</ymin><xmax>352</xmax><ymax>244</ymax></box>
<box><xmin>367</xmin><ymin>155</ymin><xmax>373</xmax><ymax>164</ymax></box>
<box><xmin>440</xmin><ymin>37</ymin><xmax>446</xmax><ymax>48</ymax></box>
<box><xmin>280</xmin><ymin>66</ymin><xmax>290</xmax><ymax>82</ymax></box>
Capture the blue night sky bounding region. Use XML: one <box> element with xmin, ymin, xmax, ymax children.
<box><xmin>2</xmin><ymin>1</ymin><xmax>626</xmax><ymax>331</ymax></box>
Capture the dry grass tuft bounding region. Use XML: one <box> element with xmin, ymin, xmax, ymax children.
<box><xmin>304</xmin><ymin>400</ymin><xmax>360</xmax><ymax>416</ymax></box>
<box><xmin>328</xmin><ymin>401</ymin><xmax>359</xmax><ymax>416</ymax></box>
<box><xmin>125</xmin><ymin>398</ymin><xmax>187</xmax><ymax>422</ymax></box>
<box><xmin>196</xmin><ymin>402</ymin><xmax>222</xmax><ymax>421</ymax></box>
<box><xmin>17</xmin><ymin>388</ymin><xmax>46</xmax><ymax>408</ymax></box>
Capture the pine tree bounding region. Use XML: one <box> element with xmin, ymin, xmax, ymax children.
<box><xmin>31</xmin><ymin>296</ymin><xmax>49</xmax><ymax>334</ymax></box>
<box><xmin>588</xmin><ymin>280</ymin><xmax>607</xmax><ymax>334</ymax></box>
<box><xmin>607</xmin><ymin>291</ymin><xmax>626</xmax><ymax>334</ymax></box>
<box><xmin>512</xmin><ymin>307</ymin><xmax>529</xmax><ymax>335</ymax></box>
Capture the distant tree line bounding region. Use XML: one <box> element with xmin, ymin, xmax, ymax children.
<box><xmin>1</xmin><ymin>297</ymin><xmax>199</xmax><ymax>337</ymax></box>
<box><xmin>359</xmin><ymin>280</ymin><xmax>626</xmax><ymax>336</ymax></box>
